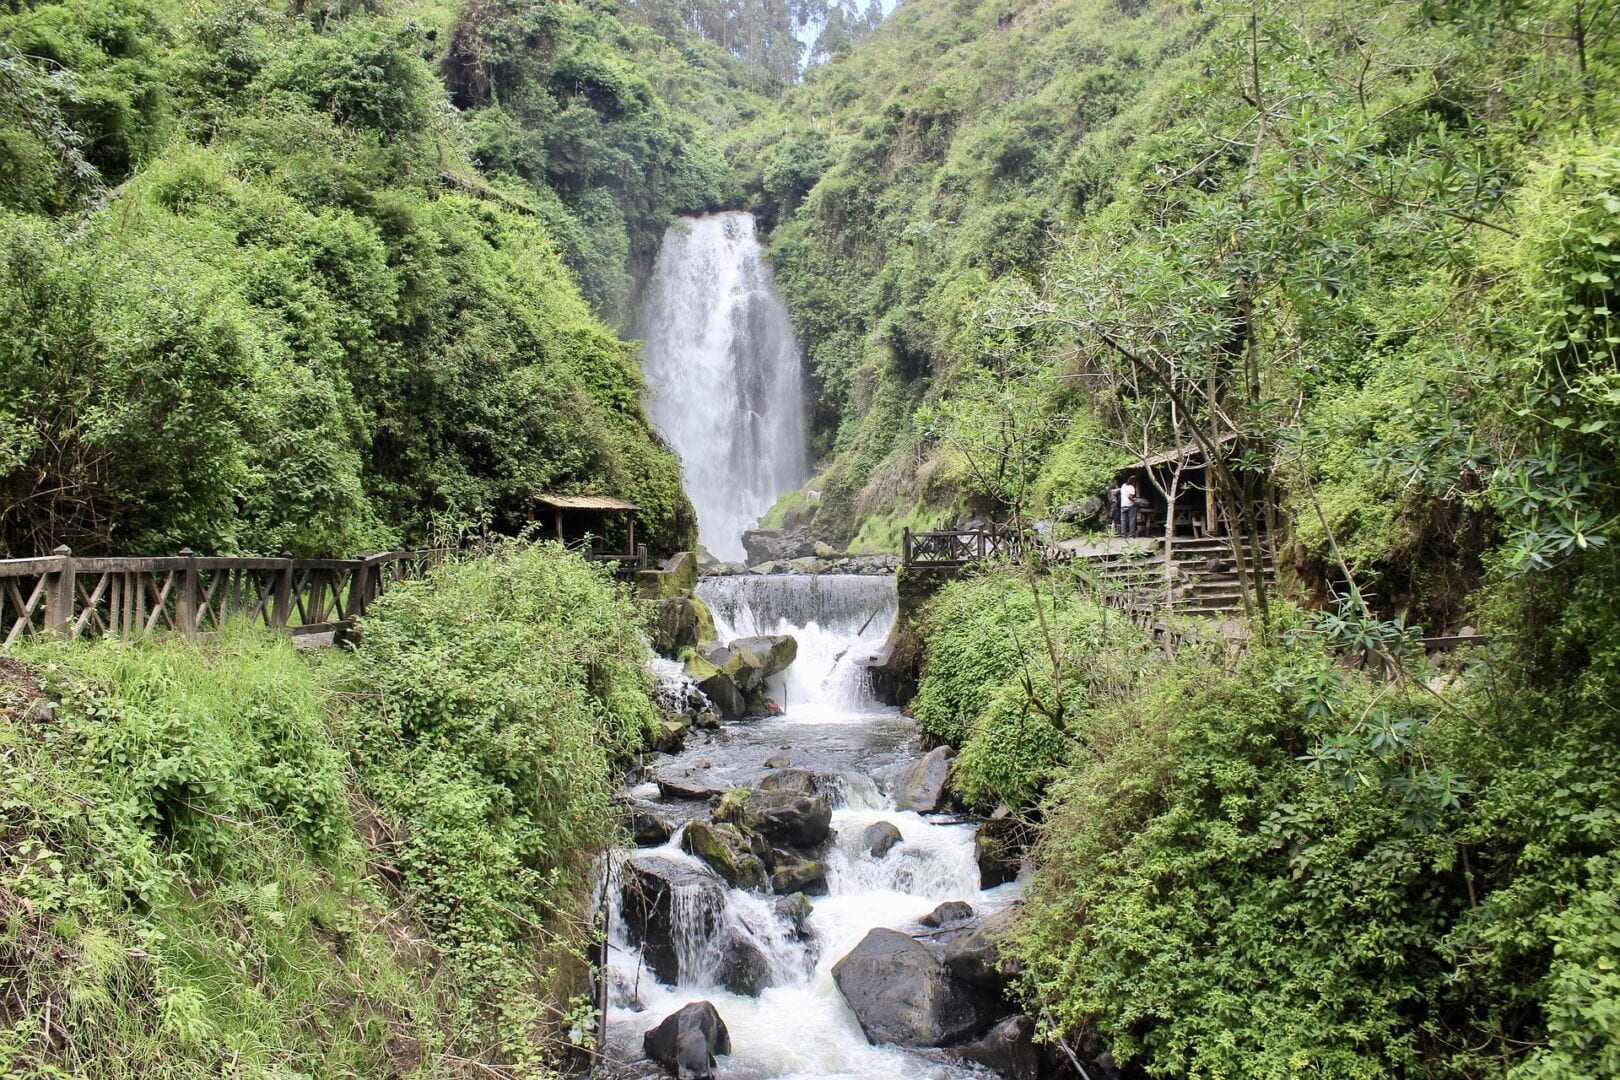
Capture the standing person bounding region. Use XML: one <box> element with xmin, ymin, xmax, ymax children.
<box><xmin>1107</xmin><ymin>483</ymin><xmax>1121</xmax><ymax>535</ymax></box>
<box><xmin>1120</xmin><ymin>477</ymin><xmax>1139</xmax><ymax>537</ymax></box>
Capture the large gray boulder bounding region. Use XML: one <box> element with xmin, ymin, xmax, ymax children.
<box><xmin>618</xmin><ymin>855</ymin><xmax>727</xmax><ymax>986</ymax></box>
<box><xmin>644</xmin><ymin>1001</ymin><xmax>731</xmax><ymax>1079</ymax></box>
<box><xmin>684</xmin><ymin>636</ymin><xmax>798</xmax><ymax>719</ymax></box>
<box><xmin>742</xmin><ymin>528</ymin><xmax>818</xmax><ymax>565</ymax></box>
<box><xmin>832</xmin><ymin>928</ymin><xmax>992</xmax><ymax>1047</ymax></box>
<box><xmin>895</xmin><ymin>746</ymin><xmax>955</xmax><ymax>812</ymax></box>
<box><xmin>940</xmin><ymin>906</ymin><xmax>1022</xmax><ymax>991</ymax></box>
<box><xmin>710</xmin><ymin>635</ymin><xmax>799</xmax><ymax>692</ymax></box>
<box><xmin>717</xmin><ymin>789</ymin><xmax>832</xmax><ymax>849</ymax></box>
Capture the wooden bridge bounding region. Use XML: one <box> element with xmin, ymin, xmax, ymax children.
<box><xmin>902</xmin><ymin>525</ymin><xmax>1270</xmax><ymax>617</ymax></box>
<box><xmin>0</xmin><ymin>546</ymin><xmax>450</xmax><ymax>647</ymax></box>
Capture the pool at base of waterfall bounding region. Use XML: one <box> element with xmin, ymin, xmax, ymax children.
<box><xmin>602</xmin><ymin>576</ymin><xmax>1022</xmax><ymax>1080</ymax></box>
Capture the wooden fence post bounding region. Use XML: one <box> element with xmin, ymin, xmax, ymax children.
<box><xmin>273</xmin><ymin>552</ymin><xmax>294</xmax><ymax>630</ymax></box>
<box><xmin>177</xmin><ymin>548</ymin><xmax>198</xmax><ymax>638</ymax></box>
<box><xmin>344</xmin><ymin>555</ymin><xmax>371</xmax><ymax>621</ymax></box>
<box><xmin>902</xmin><ymin>527</ymin><xmax>912</xmax><ymax>566</ymax></box>
<box><xmin>44</xmin><ymin>545</ymin><xmax>74</xmax><ymax>636</ymax></box>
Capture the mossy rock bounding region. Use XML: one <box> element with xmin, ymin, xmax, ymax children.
<box><xmin>682</xmin><ymin>821</ymin><xmax>768</xmax><ymax>890</ymax></box>
<box><xmin>770</xmin><ymin>856</ymin><xmax>827</xmax><ymax>895</ymax></box>
<box><xmin>690</xmin><ymin>595</ymin><xmax>717</xmax><ymax>650</ymax></box>
<box><xmin>636</xmin><ymin>550</ymin><xmax>700</xmax><ymax>600</ymax></box>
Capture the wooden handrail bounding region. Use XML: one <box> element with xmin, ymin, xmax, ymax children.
<box><xmin>1</xmin><ymin>547</ymin><xmax>452</xmax><ymax>647</ymax></box>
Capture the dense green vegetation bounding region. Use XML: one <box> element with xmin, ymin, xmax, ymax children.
<box><xmin>0</xmin><ymin>544</ymin><xmax>652</xmax><ymax>1075</ymax></box>
<box><xmin>0</xmin><ymin>0</ymin><xmax>717</xmax><ymax>558</ymax></box>
<box><xmin>4</xmin><ymin>0</ymin><xmax>1619</xmax><ymax>1074</ymax></box>
<box><xmin>753</xmin><ymin>13</ymin><xmax>1620</xmax><ymax>1065</ymax></box>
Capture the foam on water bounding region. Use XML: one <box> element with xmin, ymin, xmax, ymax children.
<box><xmin>606</xmin><ymin>573</ymin><xmax>1018</xmax><ymax>1078</ymax></box>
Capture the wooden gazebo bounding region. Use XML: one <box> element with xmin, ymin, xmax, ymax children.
<box><xmin>534</xmin><ymin>494</ymin><xmax>645</xmax><ymax>568</ymax></box>
<box><xmin>1117</xmin><ymin>433</ymin><xmax>1240</xmax><ymax>538</ymax></box>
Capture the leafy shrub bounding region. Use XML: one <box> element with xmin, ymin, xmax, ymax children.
<box><xmin>1</xmin><ymin>632</ymin><xmax>444</xmax><ymax>1076</ymax></box>
<box><xmin>328</xmin><ymin>542</ymin><xmax>656</xmax><ymax>1058</ymax></box>
<box><xmin>1010</xmin><ymin>650</ymin><xmax>1471</xmax><ymax>1077</ymax></box>
<box><xmin>912</xmin><ymin>570</ymin><xmax>1149</xmax><ymax>806</ymax></box>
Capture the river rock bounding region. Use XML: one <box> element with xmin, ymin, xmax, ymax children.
<box><xmin>763</xmin><ymin>752</ymin><xmax>791</xmax><ymax>769</ymax></box>
<box><xmin>643</xmin><ymin>1001</ymin><xmax>731</xmax><ymax>1080</ymax></box>
<box><xmin>717</xmin><ymin>789</ymin><xmax>832</xmax><ymax>848</ymax></box>
<box><xmin>623</xmin><ymin>802</ymin><xmax>675</xmax><ymax>846</ymax></box>
<box><xmin>940</xmin><ymin>906</ymin><xmax>1021</xmax><ymax>991</ymax></box>
<box><xmin>682</xmin><ymin>822</ymin><xmax>768</xmax><ymax>891</ymax></box>
<box><xmin>769</xmin><ymin>853</ymin><xmax>828</xmax><ymax>895</ymax></box>
<box><xmin>757</xmin><ymin>767</ymin><xmax>832</xmax><ymax>796</ymax></box>
<box><xmin>832</xmin><ymin>928</ymin><xmax>991</xmax><ymax>1047</ymax></box>
<box><xmin>654</xmin><ymin>773</ymin><xmax>731</xmax><ymax>802</ymax></box>
<box><xmin>716</xmin><ymin>928</ymin><xmax>773</xmax><ymax>996</ymax></box>
<box><xmin>710</xmin><ymin>635</ymin><xmax>799</xmax><ymax>692</ymax></box>
<box><xmin>955</xmin><ymin>1014</ymin><xmax>1050</xmax><ymax>1080</ymax></box>
<box><xmin>920</xmin><ymin>900</ymin><xmax>974</xmax><ymax>928</ymax></box>
<box><xmin>652</xmin><ymin>716</ymin><xmax>691</xmax><ymax>754</ymax></box>
<box><xmin>863</xmin><ymin>821</ymin><xmax>903</xmax><ymax>858</ymax></box>
<box><xmin>895</xmin><ymin>746</ymin><xmax>954</xmax><ymax>812</ymax></box>
<box><xmin>773</xmin><ymin>892</ymin><xmax>814</xmax><ymax>937</ymax></box>
<box><xmin>813</xmin><ymin>541</ymin><xmax>842</xmax><ymax>558</ymax></box>
<box><xmin>743</xmin><ymin>528</ymin><xmax>818</xmax><ymax>565</ymax></box>
<box><xmin>619</xmin><ymin>855</ymin><xmax>727</xmax><ymax>986</ymax></box>
<box><xmin>650</xmin><ymin>596</ymin><xmax>718</xmax><ymax>656</ymax></box>
<box><xmin>976</xmin><ymin>812</ymin><xmax>1031</xmax><ymax>888</ymax></box>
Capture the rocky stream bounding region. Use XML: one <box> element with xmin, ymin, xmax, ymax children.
<box><xmin>600</xmin><ymin>573</ymin><xmax>1063</xmax><ymax>1080</ymax></box>
<box><xmin>611</xmin><ymin>211</ymin><xmax>1080</xmax><ymax>1080</ymax></box>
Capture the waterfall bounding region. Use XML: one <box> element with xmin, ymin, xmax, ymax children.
<box><xmin>640</xmin><ymin>212</ymin><xmax>808</xmax><ymax>563</ymax></box>
<box><xmin>698</xmin><ymin>574</ymin><xmax>898</xmax><ymax>716</ymax></box>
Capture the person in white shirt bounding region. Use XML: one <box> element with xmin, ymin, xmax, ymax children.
<box><xmin>1120</xmin><ymin>478</ymin><xmax>1139</xmax><ymax>537</ymax></box>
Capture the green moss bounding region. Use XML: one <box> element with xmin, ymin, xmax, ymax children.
<box><xmin>847</xmin><ymin>500</ymin><xmax>948</xmax><ymax>555</ymax></box>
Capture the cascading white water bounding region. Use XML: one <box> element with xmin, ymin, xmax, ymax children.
<box><xmin>641</xmin><ymin>212</ymin><xmax>808</xmax><ymax>562</ymax></box>
<box><xmin>607</xmin><ymin>575</ymin><xmax>1022</xmax><ymax>1079</ymax></box>
<box><xmin>698</xmin><ymin>575</ymin><xmax>897</xmax><ymax>716</ymax></box>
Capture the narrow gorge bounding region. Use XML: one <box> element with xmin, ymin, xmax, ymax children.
<box><xmin>610</xmin><ymin>215</ymin><xmax>1032</xmax><ymax>1079</ymax></box>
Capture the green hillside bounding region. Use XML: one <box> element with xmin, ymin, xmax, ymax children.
<box><xmin>0</xmin><ymin>0</ymin><xmax>739</xmax><ymax>558</ymax></box>
<box><xmin>738</xmin><ymin>0</ymin><xmax>1617</xmax><ymax>598</ymax></box>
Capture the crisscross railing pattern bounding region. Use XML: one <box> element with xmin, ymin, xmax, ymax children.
<box><xmin>1</xmin><ymin>547</ymin><xmax>450</xmax><ymax>647</ymax></box>
<box><xmin>901</xmin><ymin>527</ymin><xmax>1038</xmax><ymax>567</ymax></box>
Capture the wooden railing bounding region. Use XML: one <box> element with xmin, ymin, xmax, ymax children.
<box><xmin>1</xmin><ymin>546</ymin><xmax>450</xmax><ymax>647</ymax></box>
<box><xmin>901</xmin><ymin>527</ymin><xmax>1035</xmax><ymax>567</ymax></box>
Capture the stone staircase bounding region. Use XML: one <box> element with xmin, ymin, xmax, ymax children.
<box><xmin>1163</xmin><ymin>535</ymin><xmax>1276</xmax><ymax>615</ymax></box>
<box><xmin>1058</xmin><ymin>535</ymin><xmax>1275</xmax><ymax>617</ymax></box>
